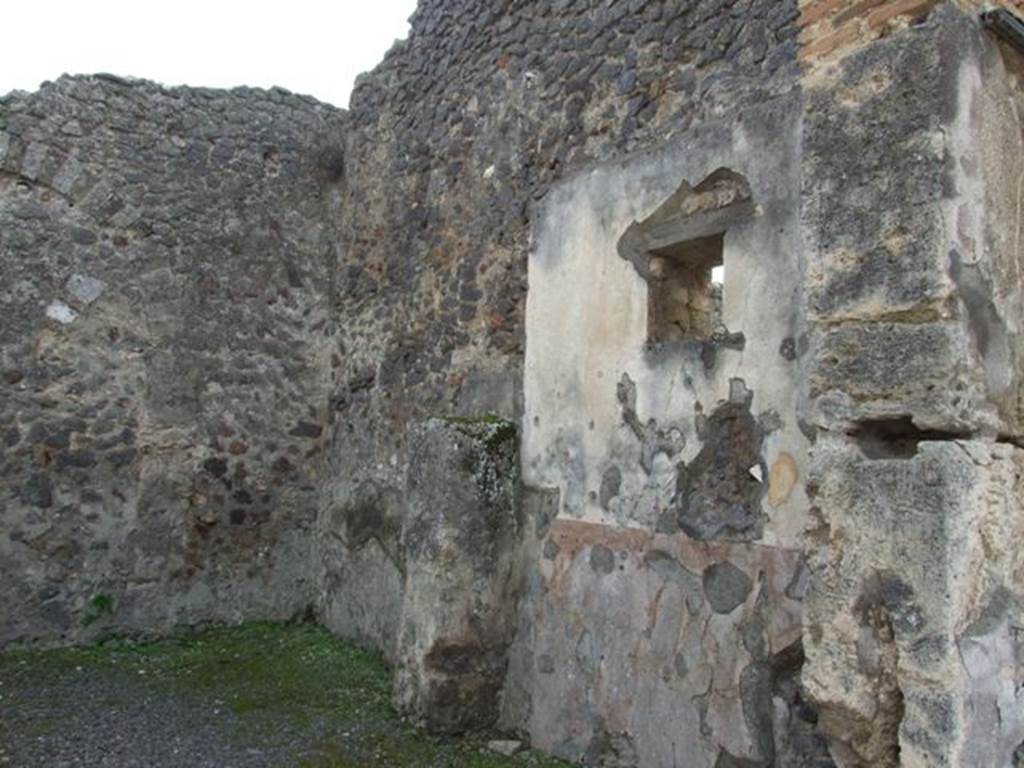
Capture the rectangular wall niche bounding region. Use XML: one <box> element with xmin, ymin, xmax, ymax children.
<box><xmin>648</xmin><ymin>233</ymin><xmax>723</xmax><ymax>342</ymax></box>
<box><xmin>617</xmin><ymin>169</ymin><xmax>753</xmax><ymax>345</ymax></box>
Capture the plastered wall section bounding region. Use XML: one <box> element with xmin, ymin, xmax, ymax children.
<box><xmin>516</xmin><ymin>93</ymin><xmax>819</xmax><ymax>766</ymax></box>
<box><xmin>523</xmin><ymin>93</ymin><xmax>808</xmax><ymax>548</ymax></box>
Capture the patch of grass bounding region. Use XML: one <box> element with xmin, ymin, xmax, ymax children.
<box><xmin>0</xmin><ymin>622</ymin><xmax>569</xmax><ymax>767</ymax></box>
<box><xmin>154</xmin><ymin>622</ymin><xmax>392</xmax><ymax>724</ymax></box>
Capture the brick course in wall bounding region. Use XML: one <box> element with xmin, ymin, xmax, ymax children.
<box><xmin>799</xmin><ymin>0</ymin><xmax>1023</xmax><ymax>61</ymax></box>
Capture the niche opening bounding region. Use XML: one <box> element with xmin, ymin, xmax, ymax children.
<box><xmin>618</xmin><ymin>168</ymin><xmax>752</xmax><ymax>345</ymax></box>
<box><xmin>648</xmin><ymin>234</ymin><xmax>723</xmax><ymax>342</ymax></box>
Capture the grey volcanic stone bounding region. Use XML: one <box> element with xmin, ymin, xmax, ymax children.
<box><xmin>393</xmin><ymin>417</ymin><xmax>523</xmax><ymax>734</ymax></box>
<box><xmin>19</xmin><ymin>473</ymin><xmax>53</xmax><ymax>508</ymax></box>
<box><xmin>590</xmin><ymin>544</ymin><xmax>615</xmax><ymax>575</ymax></box>
<box><xmin>703</xmin><ymin>562</ymin><xmax>753</xmax><ymax>615</ymax></box>
<box><xmin>3</xmin><ymin>4</ymin><xmax>1023</xmax><ymax>768</ymax></box>
<box><xmin>0</xmin><ymin>75</ymin><xmax>345</xmax><ymax>646</ymax></box>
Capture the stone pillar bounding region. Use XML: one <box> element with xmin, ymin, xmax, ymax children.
<box><xmin>392</xmin><ymin>417</ymin><xmax>523</xmax><ymax>733</ymax></box>
<box><xmin>799</xmin><ymin>6</ymin><xmax>1024</xmax><ymax>766</ymax></box>
<box><xmin>805</xmin><ymin>438</ymin><xmax>1024</xmax><ymax>767</ymax></box>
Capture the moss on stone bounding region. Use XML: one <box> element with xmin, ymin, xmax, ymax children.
<box><xmin>440</xmin><ymin>414</ymin><xmax>517</xmax><ymax>457</ymax></box>
<box><xmin>435</xmin><ymin>415</ymin><xmax>518</xmax><ymax>507</ymax></box>
<box><xmin>81</xmin><ymin>593</ymin><xmax>115</xmax><ymax>627</ymax></box>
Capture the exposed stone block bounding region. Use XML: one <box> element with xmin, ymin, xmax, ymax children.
<box><xmin>392</xmin><ymin>417</ymin><xmax>522</xmax><ymax>734</ymax></box>
<box><xmin>804</xmin><ymin>436</ymin><xmax>1024</xmax><ymax>768</ymax></box>
<box><xmin>802</xmin><ymin>7</ymin><xmax>1024</xmax><ymax>437</ymax></box>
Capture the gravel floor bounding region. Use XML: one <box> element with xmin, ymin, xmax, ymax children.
<box><xmin>1</xmin><ymin>667</ymin><xmax>302</xmax><ymax>767</ymax></box>
<box><xmin>0</xmin><ymin>623</ymin><xmax>567</xmax><ymax>768</ymax></box>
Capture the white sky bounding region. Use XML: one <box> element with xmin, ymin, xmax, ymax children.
<box><xmin>1</xmin><ymin>1</ymin><xmax>419</xmax><ymax>107</ymax></box>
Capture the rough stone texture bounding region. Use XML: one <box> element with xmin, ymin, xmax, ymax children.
<box><xmin>317</xmin><ymin>0</ymin><xmax>804</xmax><ymax>661</ymax></box>
<box><xmin>2</xmin><ymin>2</ymin><xmax>1024</xmax><ymax>767</ymax></box>
<box><xmin>393</xmin><ymin>417</ymin><xmax>523</xmax><ymax>733</ymax></box>
<box><xmin>803</xmin><ymin>437</ymin><xmax>1024</xmax><ymax>768</ymax></box>
<box><xmin>801</xmin><ymin>6</ymin><xmax>1024</xmax><ymax>436</ymax></box>
<box><xmin>0</xmin><ymin>75</ymin><xmax>345</xmax><ymax>645</ymax></box>
<box><xmin>799</xmin><ymin>7</ymin><xmax>1024</xmax><ymax>768</ymax></box>
<box><xmin>506</xmin><ymin>519</ymin><xmax>824</xmax><ymax>767</ymax></box>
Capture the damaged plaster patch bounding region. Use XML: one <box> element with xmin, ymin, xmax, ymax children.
<box><xmin>616</xmin><ymin>372</ymin><xmax>684</xmax><ymax>473</ymax></box>
<box><xmin>674</xmin><ymin>380</ymin><xmax>767</xmax><ymax>541</ymax></box>
<box><xmin>598</xmin><ymin>465</ymin><xmax>622</xmax><ymax>509</ymax></box>
<box><xmin>700</xmin><ymin>326</ymin><xmax>746</xmax><ymax>372</ymax></box>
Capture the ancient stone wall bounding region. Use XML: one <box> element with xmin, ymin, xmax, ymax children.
<box><xmin>318</xmin><ymin>0</ymin><xmax>803</xmax><ymax>661</ymax></box>
<box><xmin>515</xmin><ymin>95</ymin><xmax>815</xmax><ymax>766</ymax></box>
<box><xmin>800</xmin><ymin>8</ymin><xmax>1024</xmax><ymax>766</ymax></box>
<box><xmin>2</xmin><ymin>2</ymin><xmax>1023</xmax><ymax>767</ymax></box>
<box><xmin>515</xmin><ymin>3</ymin><xmax>1023</xmax><ymax>766</ymax></box>
<box><xmin>0</xmin><ymin>76</ymin><xmax>346</xmax><ymax>644</ymax></box>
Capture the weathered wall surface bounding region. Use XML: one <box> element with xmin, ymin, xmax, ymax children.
<box><xmin>515</xmin><ymin>95</ymin><xmax>820</xmax><ymax>766</ymax></box>
<box><xmin>2</xmin><ymin>2</ymin><xmax>1022</xmax><ymax>767</ymax></box>
<box><xmin>521</xmin><ymin>96</ymin><xmax>805</xmax><ymax>542</ymax></box>
<box><xmin>317</xmin><ymin>0</ymin><xmax>804</xmax><ymax>665</ymax></box>
<box><xmin>805</xmin><ymin>437</ymin><xmax>1024</xmax><ymax>768</ymax></box>
<box><xmin>0</xmin><ymin>76</ymin><xmax>345</xmax><ymax>644</ymax></box>
<box><xmin>801</xmin><ymin>6</ymin><xmax>1024</xmax><ymax>437</ymax></box>
<box><xmin>800</xmin><ymin>7</ymin><xmax>1024</xmax><ymax>767</ymax></box>
<box><xmin>514</xmin><ymin>3</ymin><xmax>1023</xmax><ymax>766</ymax></box>
<box><xmin>393</xmin><ymin>417</ymin><xmax>523</xmax><ymax>734</ymax></box>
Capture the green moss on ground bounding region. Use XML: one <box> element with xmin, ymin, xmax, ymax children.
<box><xmin>0</xmin><ymin>622</ymin><xmax>567</xmax><ymax>768</ymax></box>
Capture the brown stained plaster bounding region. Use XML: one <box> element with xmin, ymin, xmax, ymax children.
<box><xmin>545</xmin><ymin>519</ymin><xmax>805</xmax><ymax>650</ymax></box>
<box><xmin>768</xmin><ymin>452</ymin><xmax>800</xmax><ymax>506</ymax></box>
<box><xmin>548</xmin><ymin>518</ymin><xmax>801</xmax><ymax>563</ymax></box>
